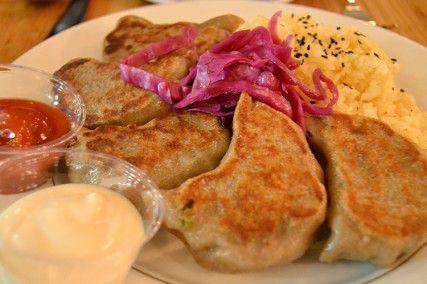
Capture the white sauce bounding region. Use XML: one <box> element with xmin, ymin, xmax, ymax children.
<box><xmin>0</xmin><ymin>183</ymin><xmax>144</xmax><ymax>284</ymax></box>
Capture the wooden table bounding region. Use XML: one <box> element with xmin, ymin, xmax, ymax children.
<box><xmin>0</xmin><ymin>0</ymin><xmax>426</xmax><ymax>63</ymax></box>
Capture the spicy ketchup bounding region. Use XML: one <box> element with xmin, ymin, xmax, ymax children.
<box><xmin>0</xmin><ymin>99</ymin><xmax>70</xmax><ymax>148</ymax></box>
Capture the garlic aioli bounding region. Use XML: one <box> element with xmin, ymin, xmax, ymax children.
<box><xmin>0</xmin><ymin>184</ymin><xmax>144</xmax><ymax>284</ymax></box>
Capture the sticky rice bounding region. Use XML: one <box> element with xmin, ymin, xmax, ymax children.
<box><xmin>242</xmin><ymin>14</ymin><xmax>427</xmax><ymax>149</ymax></box>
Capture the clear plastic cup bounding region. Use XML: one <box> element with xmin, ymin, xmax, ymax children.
<box><xmin>0</xmin><ymin>149</ymin><xmax>164</xmax><ymax>284</ymax></box>
<box><xmin>0</xmin><ymin>64</ymin><xmax>85</xmax><ymax>159</ymax></box>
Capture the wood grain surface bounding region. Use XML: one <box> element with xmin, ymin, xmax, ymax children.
<box><xmin>0</xmin><ymin>0</ymin><xmax>71</xmax><ymax>63</ymax></box>
<box><xmin>0</xmin><ymin>0</ymin><xmax>425</xmax><ymax>64</ymax></box>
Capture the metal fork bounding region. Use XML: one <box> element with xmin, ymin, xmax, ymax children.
<box><xmin>49</xmin><ymin>0</ymin><xmax>89</xmax><ymax>36</ymax></box>
<box><xmin>343</xmin><ymin>0</ymin><xmax>397</xmax><ymax>29</ymax></box>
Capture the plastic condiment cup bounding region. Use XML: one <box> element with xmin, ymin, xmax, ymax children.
<box><xmin>0</xmin><ymin>64</ymin><xmax>85</xmax><ymax>159</ymax></box>
<box><xmin>0</xmin><ymin>149</ymin><xmax>164</xmax><ymax>284</ymax></box>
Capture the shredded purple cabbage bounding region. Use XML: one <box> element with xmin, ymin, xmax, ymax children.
<box><xmin>119</xmin><ymin>12</ymin><xmax>339</xmax><ymax>131</ymax></box>
<box><xmin>269</xmin><ymin>11</ymin><xmax>282</xmax><ymax>44</ymax></box>
<box><xmin>120</xmin><ymin>25</ymin><xmax>198</xmax><ymax>67</ymax></box>
<box><xmin>119</xmin><ymin>64</ymin><xmax>182</xmax><ymax>103</ymax></box>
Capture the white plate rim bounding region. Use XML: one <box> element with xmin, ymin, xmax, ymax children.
<box><xmin>12</xmin><ymin>1</ymin><xmax>427</xmax><ymax>283</ymax></box>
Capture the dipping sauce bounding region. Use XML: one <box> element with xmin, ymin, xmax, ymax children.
<box><xmin>0</xmin><ymin>184</ymin><xmax>144</xmax><ymax>284</ymax></box>
<box><xmin>0</xmin><ymin>99</ymin><xmax>70</xmax><ymax>148</ymax></box>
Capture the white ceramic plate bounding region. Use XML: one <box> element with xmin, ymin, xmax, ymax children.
<box><xmin>14</xmin><ymin>1</ymin><xmax>427</xmax><ymax>283</ymax></box>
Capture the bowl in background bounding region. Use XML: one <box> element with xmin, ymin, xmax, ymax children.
<box><xmin>0</xmin><ymin>149</ymin><xmax>164</xmax><ymax>283</ymax></box>
<box><xmin>0</xmin><ymin>64</ymin><xmax>85</xmax><ymax>158</ymax></box>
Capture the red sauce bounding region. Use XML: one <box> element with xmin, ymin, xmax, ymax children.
<box><xmin>0</xmin><ymin>99</ymin><xmax>71</xmax><ymax>149</ymax></box>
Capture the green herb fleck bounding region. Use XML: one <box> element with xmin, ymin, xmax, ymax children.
<box><xmin>179</xmin><ymin>219</ymin><xmax>193</xmax><ymax>230</ymax></box>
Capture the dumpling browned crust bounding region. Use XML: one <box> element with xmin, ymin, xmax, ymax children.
<box><xmin>162</xmin><ymin>94</ymin><xmax>326</xmax><ymax>272</ymax></box>
<box><xmin>103</xmin><ymin>14</ymin><xmax>243</xmax><ymax>62</ymax></box>
<box><xmin>55</xmin><ymin>15</ymin><xmax>243</xmax><ymax>129</ymax></box>
<box><xmin>73</xmin><ymin>111</ymin><xmax>230</xmax><ymax>190</ymax></box>
<box><xmin>306</xmin><ymin>113</ymin><xmax>427</xmax><ymax>267</ymax></box>
<box><xmin>54</xmin><ymin>58</ymin><xmax>173</xmax><ymax>129</ymax></box>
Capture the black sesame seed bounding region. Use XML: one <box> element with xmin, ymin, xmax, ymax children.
<box><xmin>391</xmin><ymin>58</ymin><xmax>397</xmax><ymax>62</ymax></box>
<box><xmin>307</xmin><ymin>15</ymin><xmax>311</xmax><ymax>19</ymax></box>
<box><xmin>343</xmin><ymin>83</ymin><xmax>353</xmax><ymax>89</ymax></box>
<box><xmin>346</xmin><ymin>51</ymin><xmax>354</xmax><ymax>54</ymax></box>
<box><xmin>304</xmin><ymin>26</ymin><xmax>308</xmax><ymax>29</ymax></box>
<box><xmin>307</xmin><ymin>45</ymin><xmax>311</xmax><ymax>50</ymax></box>
<box><xmin>373</xmin><ymin>52</ymin><xmax>380</xmax><ymax>58</ymax></box>
<box><xmin>392</xmin><ymin>87</ymin><xmax>395</xmax><ymax>90</ymax></box>
<box><xmin>336</xmin><ymin>26</ymin><xmax>341</xmax><ymax>30</ymax></box>
<box><xmin>318</xmin><ymin>39</ymin><xmax>323</xmax><ymax>46</ymax></box>
<box><xmin>304</xmin><ymin>53</ymin><xmax>309</xmax><ymax>58</ymax></box>
<box><xmin>400</xmin><ymin>88</ymin><xmax>405</xmax><ymax>92</ymax></box>
<box><xmin>358</xmin><ymin>40</ymin><xmax>362</xmax><ymax>44</ymax></box>
<box><xmin>341</xmin><ymin>62</ymin><xmax>345</xmax><ymax>67</ymax></box>
<box><xmin>321</xmin><ymin>55</ymin><xmax>328</xmax><ymax>59</ymax></box>
<box><xmin>341</xmin><ymin>37</ymin><xmax>345</xmax><ymax>41</ymax></box>
<box><xmin>302</xmin><ymin>21</ymin><xmax>308</xmax><ymax>24</ymax></box>
<box><xmin>310</xmin><ymin>100</ymin><xmax>316</xmax><ymax>104</ymax></box>
<box><xmin>354</xmin><ymin>31</ymin><xmax>366</xmax><ymax>37</ymax></box>
<box><xmin>294</xmin><ymin>53</ymin><xmax>303</xmax><ymax>58</ymax></box>
<box><xmin>365</xmin><ymin>52</ymin><xmax>370</xmax><ymax>55</ymax></box>
<box><xmin>335</xmin><ymin>46</ymin><xmax>341</xmax><ymax>50</ymax></box>
<box><xmin>332</xmin><ymin>53</ymin><xmax>338</xmax><ymax>57</ymax></box>
<box><xmin>182</xmin><ymin>199</ymin><xmax>195</xmax><ymax>210</ymax></box>
<box><xmin>301</xmin><ymin>59</ymin><xmax>305</xmax><ymax>65</ymax></box>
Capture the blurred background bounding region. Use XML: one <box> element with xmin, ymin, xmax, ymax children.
<box><xmin>0</xmin><ymin>0</ymin><xmax>426</xmax><ymax>63</ymax></box>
